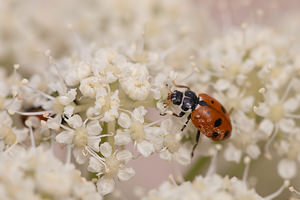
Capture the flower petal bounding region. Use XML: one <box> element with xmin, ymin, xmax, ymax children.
<box><xmin>67</xmin><ymin>114</ymin><xmax>83</xmax><ymax>129</ymax></box>
<box><xmin>173</xmin><ymin>146</ymin><xmax>191</xmax><ymax>165</ymax></box>
<box><xmin>279</xmin><ymin>118</ymin><xmax>295</xmax><ymax>133</ymax></box>
<box><xmin>132</xmin><ymin>106</ymin><xmax>147</xmax><ymax>123</ymax></box>
<box><xmin>137</xmin><ymin>140</ymin><xmax>154</xmax><ymax>157</ymax></box>
<box><xmin>277</xmin><ymin>159</ymin><xmax>297</xmax><ymax>179</ymax></box>
<box><xmin>47</xmin><ymin>115</ymin><xmax>62</xmax><ymax>131</ymax></box>
<box><xmin>100</xmin><ymin>142</ymin><xmax>112</xmax><ymax>158</ymax></box>
<box><xmin>56</xmin><ymin>131</ymin><xmax>73</xmax><ymax>144</ymax></box>
<box><xmin>116</xmin><ymin>150</ymin><xmax>133</xmax><ymax>164</ymax></box>
<box><xmin>283</xmin><ymin>97</ymin><xmax>299</xmax><ymax>113</ymax></box>
<box><xmin>114</xmin><ymin>130</ymin><xmax>132</xmax><ymax>146</ymax></box>
<box><xmin>117</xmin><ymin>167</ymin><xmax>135</xmax><ymax>181</ymax></box>
<box><xmin>118</xmin><ymin>112</ymin><xmax>131</xmax><ymax>129</ymax></box>
<box><xmin>86</xmin><ymin>120</ymin><xmax>102</xmax><ymax>136</ymax></box>
<box><xmin>246</xmin><ymin>144</ymin><xmax>261</xmax><ymax>159</ymax></box>
<box><xmin>258</xmin><ymin>118</ymin><xmax>274</xmax><ymax>137</ymax></box>
<box><xmin>73</xmin><ymin>147</ymin><xmax>88</xmax><ymax>164</ymax></box>
<box><xmin>224</xmin><ymin>144</ymin><xmax>242</xmax><ymax>163</ymax></box>
<box><xmin>97</xmin><ymin>178</ymin><xmax>115</xmax><ymax>195</ymax></box>
<box><xmin>87</xmin><ymin>157</ymin><xmax>104</xmax><ymax>173</ymax></box>
<box><xmin>87</xmin><ymin>136</ymin><xmax>101</xmax><ymax>152</ymax></box>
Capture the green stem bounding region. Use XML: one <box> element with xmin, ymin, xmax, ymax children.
<box><xmin>74</xmin><ymin>103</ymin><xmax>94</xmax><ymax>113</ymax></box>
<box><xmin>184</xmin><ymin>156</ymin><xmax>210</xmax><ymax>181</ymax></box>
<box><xmin>107</xmin><ymin>120</ymin><xmax>116</xmax><ymax>151</ymax></box>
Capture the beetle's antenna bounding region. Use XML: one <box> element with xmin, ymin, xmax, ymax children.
<box><xmin>172</xmin><ymin>80</ymin><xmax>190</xmax><ymax>90</ymax></box>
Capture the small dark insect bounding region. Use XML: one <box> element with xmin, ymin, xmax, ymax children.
<box><xmin>21</xmin><ymin>107</ymin><xmax>48</xmax><ymax>126</ymax></box>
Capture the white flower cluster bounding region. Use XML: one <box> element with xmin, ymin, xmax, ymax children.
<box><xmin>0</xmin><ymin>0</ymin><xmax>207</xmax><ymax>74</ymax></box>
<box><xmin>0</xmin><ymin>0</ymin><xmax>300</xmax><ymax>199</ymax></box>
<box><xmin>0</xmin><ymin>147</ymin><xmax>101</xmax><ymax>200</ymax></box>
<box><xmin>186</xmin><ymin>26</ymin><xmax>300</xmax><ymax>182</ymax></box>
<box><xmin>143</xmin><ymin>174</ymin><xmax>264</xmax><ymax>200</ymax></box>
<box><xmin>0</xmin><ymin>0</ymin><xmax>208</xmax><ymax>197</ymax></box>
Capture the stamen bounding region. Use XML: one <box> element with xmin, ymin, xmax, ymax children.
<box><xmin>160</xmin><ymin>147</ymin><xmax>168</xmax><ymax>153</ymax></box>
<box><xmin>242</xmin><ymin>156</ymin><xmax>251</xmax><ymax>183</ymax></box>
<box><xmin>96</xmin><ymin>172</ymin><xmax>104</xmax><ymax>177</ymax></box>
<box><xmin>280</xmin><ymin>78</ymin><xmax>294</xmax><ymax>103</ymax></box>
<box><xmin>85</xmin><ymin>146</ymin><xmax>107</xmax><ymax>169</ymax></box>
<box><xmin>67</xmin><ymin>23</ymin><xmax>84</xmax><ymax>50</ymax></box>
<box><xmin>66</xmin><ymin>144</ymin><xmax>72</xmax><ymax>164</ymax></box>
<box><xmin>241</xmin><ymin>23</ymin><xmax>248</xmax><ymax>47</ymax></box>
<box><xmin>258</xmin><ymin>87</ymin><xmax>266</xmax><ymax>94</ymax></box>
<box><xmin>99</xmin><ymin>132</ymin><xmax>114</xmax><ymax>138</ymax></box>
<box><xmin>264</xmin><ymin>180</ymin><xmax>290</xmax><ymax>200</ymax></box>
<box><xmin>206</xmin><ymin>146</ymin><xmax>219</xmax><ymax>177</ymax></box>
<box><xmin>285</xmin><ymin>113</ymin><xmax>300</xmax><ymax>119</ymax></box>
<box><xmin>161</xmin><ymin>44</ymin><xmax>180</xmax><ymax>60</ymax></box>
<box><xmin>168</xmin><ymin>174</ymin><xmax>178</xmax><ymax>186</ymax></box>
<box><xmin>83</xmin><ymin>118</ymin><xmax>89</xmax><ymax>126</ymax></box>
<box><xmin>10</xmin><ymin>110</ymin><xmax>52</xmax><ymax>117</ymax></box>
<box><xmin>289</xmin><ymin>186</ymin><xmax>300</xmax><ymax>195</ymax></box>
<box><xmin>27</xmin><ymin>124</ymin><xmax>36</xmax><ymax>148</ymax></box>
<box><xmin>113</xmin><ymin>149</ymin><xmax>118</xmax><ymax>156</ymax></box>
<box><xmin>13</xmin><ymin>64</ymin><xmax>20</xmax><ymax>70</ymax></box>
<box><xmin>264</xmin><ymin>124</ymin><xmax>279</xmax><ymax>160</ymax></box>
<box><xmin>50</xmin><ymin>130</ymin><xmax>55</xmax><ymax>152</ymax></box>
<box><xmin>145</xmin><ymin>118</ymin><xmax>167</xmax><ymax>128</ymax></box>
<box><xmin>23</xmin><ymin>85</ymin><xmax>55</xmax><ymax>100</ymax></box>
<box><xmin>6</xmin><ymin>97</ymin><xmax>19</xmax><ymax>110</ymax></box>
<box><xmin>118</xmin><ymin>108</ymin><xmax>134</xmax><ymax>115</ymax></box>
<box><xmin>4</xmin><ymin>141</ymin><xmax>17</xmax><ymax>154</ymax></box>
<box><xmin>176</xmin><ymin>71</ymin><xmax>194</xmax><ymax>85</ymax></box>
<box><xmin>196</xmin><ymin>66</ymin><xmax>221</xmax><ymax>77</ymax></box>
<box><xmin>59</xmin><ymin>123</ymin><xmax>74</xmax><ymax>132</ymax></box>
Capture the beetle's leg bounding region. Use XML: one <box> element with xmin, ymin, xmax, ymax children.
<box><xmin>172</xmin><ymin>111</ymin><xmax>185</xmax><ymax>118</ymax></box>
<box><xmin>163</xmin><ymin>101</ymin><xmax>171</xmax><ymax>108</ymax></box>
<box><xmin>191</xmin><ymin>130</ymin><xmax>201</xmax><ymax>157</ymax></box>
<box><xmin>160</xmin><ymin>111</ymin><xmax>185</xmax><ymax>117</ymax></box>
<box><xmin>181</xmin><ymin>113</ymin><xmax>191</xmax><ymax>131</ymax></box>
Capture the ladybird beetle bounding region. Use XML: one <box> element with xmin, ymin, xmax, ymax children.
<box><xmin>162</xmin><ymin>83</ymin><xmax>232</xmax><ymax>157</ymax></box>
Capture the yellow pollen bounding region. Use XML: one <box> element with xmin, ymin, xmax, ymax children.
<box><xmin>269</xmin><ymin>103</ymin><xmax>284</xmax><ymax>122</ymax></box>
<box><xmin>52</xmin><ymin>98</ymin><xmax>65</xmax><ymax>115</ymax></box>
<box><xmin>163</xmin><ymin>135</ymin><xmax>180</xmax><ymax>153</ymax></box>
<box><xmin>129</xmin><ymin>121</ymin><xmax>145</xmax><ymax>142</ymax></box>
<box><xmin>73</xmin><ymin>127</ymin><xmax>88</xmax><ymax>147</ymax></box>
<box><xmin>0</xmin><ymin>126</ymin><xmax>16</xmax><ymax>145</ymax></box>
<box><xmin>105</xmin><ymin>156</ymin><xmax>120</xmax><ymax>178</ymax></box>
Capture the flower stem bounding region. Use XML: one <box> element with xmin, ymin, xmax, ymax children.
<box><xmin>184</xmin><ymin>156</ymin><xmax>210</xmax><ymax>181</ymax></box>
<box><xmin>107</xmin><ymin>120</ymin><xmax>116</xmax><ymax>151</ymax></box>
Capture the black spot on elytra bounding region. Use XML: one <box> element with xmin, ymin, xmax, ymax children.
<box><xmin>224</xmin><ymin>130</ymin><xmax>230</xmax><ymax>138</ymax></box>
<box><xmin>206</xmin><ymin>110</ymin><xmax>210</xmax><ymax>115</ymax></box>
<box><xmin>214</xmin><ymin>118</ymin><xmax>222</xmax><ymax>127</ymax></box>
<box><xmin>221</xmin><ymin>105</ymin><xmax>227</xmax><ymax>113</ymax></box>
<box><xmin>199</xmin><ymin>100</ymin><xmax>207</xmax><ymax>106</ymax></box>
<box><xmin>212</xmin><ymin>132</ymin><xmax>219</xmax><ymax>138</ymax></box>
<box><xmin>211</xmin><ymin>100</ymin><xmax>214</xmax><ymax>104</ymax></box>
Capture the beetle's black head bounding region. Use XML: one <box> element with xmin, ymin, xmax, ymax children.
<box><xmin>168</xmin><ymin>90</ymin><xmax>183</xmax><ymax>105</ymax></box>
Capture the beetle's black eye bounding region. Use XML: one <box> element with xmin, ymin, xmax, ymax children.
<box><xmin>171</xmin><ymin>90</ymin><xmax>183</xmax><ymax>105</ymax></box>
